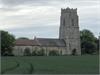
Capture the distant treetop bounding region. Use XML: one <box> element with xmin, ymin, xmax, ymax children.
<box><xmin>18</xmin><ymin>37</ymin><xmax>29</xmax><ymax>40</ymax></box>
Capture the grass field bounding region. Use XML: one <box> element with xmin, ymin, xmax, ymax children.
<box><xmin>1</xmin><ymin>55</ymin><xmax>99</xmax><ymax>74</ymax></box>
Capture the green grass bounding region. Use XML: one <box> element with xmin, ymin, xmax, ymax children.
<box><xmin>1</xmin><ymin>55</ymin><xmax>99</xmax><ymax>74</ymax></box>
<box><xmin>1</xmin><ymin>58</ymin><xmax>19</xmax><ymax>74</ymax></box>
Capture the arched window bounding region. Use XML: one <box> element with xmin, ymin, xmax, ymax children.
<box><xmin>24</xmin><ymin>48</ymin><xmax>31</xmax><ymax>56</ymax></box>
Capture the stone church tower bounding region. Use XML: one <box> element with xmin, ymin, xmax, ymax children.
<box><xmin>59</xmin><ymin>7</ymin><xmax>81</xmax><ymax>55</ymax></box>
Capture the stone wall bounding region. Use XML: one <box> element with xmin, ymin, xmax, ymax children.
<box><xmin>13</xmin><ymin>46</ymin><xmax>33</xmax><ymax>56</ymax></box>
<box><xmin>13</xmin><ymin>46</ymin><xmax>66</xmax><ymax>56</ymax></box>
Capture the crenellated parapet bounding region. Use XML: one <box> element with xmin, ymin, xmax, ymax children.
<box><xmin>61</xmin><ymin>7</ymin><xmax>77</xmax><ymax>14</ymax></box>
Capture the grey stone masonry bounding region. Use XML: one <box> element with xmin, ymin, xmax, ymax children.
<box><xmin>59</xmin><ymin>7</ymin><xmax>81</xmax><ymax>55</ymax></box>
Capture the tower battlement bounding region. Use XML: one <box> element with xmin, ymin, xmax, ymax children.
<box><xmin>61</xmin><ymin>7</ymin><xmax>77</xmax><ymax>14</ymax></box>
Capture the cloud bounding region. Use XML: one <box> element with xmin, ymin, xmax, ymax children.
<box><xmin>0</xmin><ymin>0</ymin><xmax>100</xmax><ymax>38</ymax></box>
<box><xmin>0</xmin><ymin>0</ymin><xmax>65</xmax><ymax>7</ymax></box>
<box><xmin>7</xmin><ymin>25</ymin><xmax>59</xmax><ymax>39</ymax></box>
<box><xmin>0</xmin><ymin>6</ymin><xmax>60</xmax><ymax>29</ymax></box>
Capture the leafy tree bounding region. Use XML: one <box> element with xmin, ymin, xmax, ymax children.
<box><xmin>1</xmin><ymin>30</ymin><xmax>15</xmax><ymax>56</ymax></box>
<box><xmin>80</xmin><ymin>29</ymin><xmax>97</xmax><ymax>54</ymax></box>
<box><xmin>95</xmin><ymin>38</ymin><xmax>99</xmax><ymax>54</ymax></box>
<box><xmin>24</xmin><ymin>48</ymin><xmax>31</xmax><ymax>56</ymax></box>
<box><xmin>18</xmin><ymin>37</ymin><xmax>29</xmax><ymax>40</ymax></box>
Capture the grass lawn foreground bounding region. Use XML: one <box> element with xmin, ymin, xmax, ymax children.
<box><xmin>1</xmin><ymin>55</ymin><xmax>99</xmax><ymax>74</ymax></box>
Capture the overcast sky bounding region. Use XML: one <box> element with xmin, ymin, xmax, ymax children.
<box><xmin>0</xmin><ymin>0</ymin><xmax>100</xmax><ymax>39</ymax></box>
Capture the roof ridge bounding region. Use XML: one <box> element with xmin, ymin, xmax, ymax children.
<box><xmin>37</xmin><ymin>38</ymin><xmax>60</xmax><ymax>40</ymax></box>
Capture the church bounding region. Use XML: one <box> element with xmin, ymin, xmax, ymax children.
<box><xmin>13</xmin><ymin>7</ymin><xmax>81</xmax><ymax>56</ymax></box>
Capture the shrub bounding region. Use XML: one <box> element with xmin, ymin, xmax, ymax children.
<box><xmin>37</xmin><ymin>49</ymin><xmax>45</xmax><ymax>56</ymax></box>
<box><xmin>3</xmin><ymin>51</ymin><xmax>14</xmax><ymax>56</ymax></box>
<box><xmin>32</xmin><ymin>49</ymin><xmax>45</xmax><ymax>56</ymax></box>
<box><xmin>32</xmin><ymin>50</ymin><xmax>37</xmax><ymax>56</ymax></box>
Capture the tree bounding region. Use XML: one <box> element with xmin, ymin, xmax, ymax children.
<box><xmin>80</xmin><ymin>29</ymin><xmax>97</xmax><ymax>54</ymax></box>
<box><xmin>18</xmin><ymin>37</ymin><xmax>29</xmax><ymax>40</ymax></box>
<box><xmin>1</xmin><ymin>30</ymin><xmax>15</xmax><ymax>56</ymax></box>
<box><xmin>95</xmin><ymin>38</ymin><xmax>99</xmax><ymax>54</ymax></box>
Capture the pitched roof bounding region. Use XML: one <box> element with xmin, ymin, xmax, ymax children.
<box><xmin>15</xmin><ymin>39</ymin><xmax>38</xmax><ymax>46</ymax></box>
<box><xmin>36</xmin><ymin>38</ymin><xmax>66</xmax><ymax>47</ymax></box>
<box><xmin>15</xmin><ymin>38</ymin><xmax>66</xmax><ymax>47</ymax></box>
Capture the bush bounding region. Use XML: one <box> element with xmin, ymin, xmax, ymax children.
<box><xmin>3</xmin><ymin>51</ymin><xmax>14</xmax><ymax>56</ymax></box>
<box><xmin>32</xmin><ymin>49</ymin><xmax>45</xmax><ymax>56</ymax></box>
<box><xmin>32</xmin><ymin>50</ymin><xmax>37</xmax><ymax>56</ymax></box>
<box><xmin>37</xmin><ymin>49</ymin><xmax>45</xmax><ymax>56</ymax></box>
